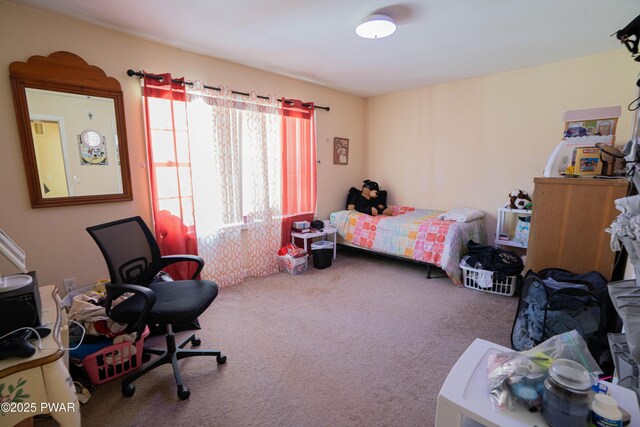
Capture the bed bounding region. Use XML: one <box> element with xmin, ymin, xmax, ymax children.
<box><xmin>329</xmin><ymin>206</ymin><xmax>487</xmax><ymax>285</ymax></box>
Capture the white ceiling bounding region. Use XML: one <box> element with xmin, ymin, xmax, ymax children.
<box><xmin>8</xmin><ymin>0</ymin><xmax>640</xmax><ymax>97</ymax></box>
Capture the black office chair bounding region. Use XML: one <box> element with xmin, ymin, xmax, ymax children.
<box><xmin>86</xmin><ymin>216</ymin><xmax>226</xmax><ymax>400</ymax></box>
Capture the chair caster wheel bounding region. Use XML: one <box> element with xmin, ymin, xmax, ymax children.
<box><xmin>177</xmin><ymin>385</ymin><xmax>190</xmax><ymax>400</ymax></box>
<box><xmin>217</xmin><ymin>355</ymin><xmax>227</xmax><ymax>365</ymax></box>
<box><xmin>191</xmin><ymin>336</ymin><xmax>201</xmax><ymax>347</ymax></box>
<box><xmin>122</xmin><ymin>384</ymin><xmax>135</xmax><ymax>398</ymax></box>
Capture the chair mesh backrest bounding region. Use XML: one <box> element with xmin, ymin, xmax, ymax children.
<box><xmin>87</xmin><ymin>217</ymin><xmax>161</xmax><ymax>286</ymax></box>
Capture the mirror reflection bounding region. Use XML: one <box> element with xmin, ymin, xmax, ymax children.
<box><xmin>26</xmin><ymin>88</ymin><xmax>123</xmax><ymax>198</ymax></box>
<box><xmin>10</xmin><ymin>51</ymin><xmax>132</xmax><ymax>208</ymax></box>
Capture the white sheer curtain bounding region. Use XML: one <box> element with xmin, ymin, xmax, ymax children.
<box><xmin>185</xmin><ymin>82</ymin><xmax>281</xmax><ymax>287</ymax></box>
<box><xmin>242</xmin><ymin>94</ymin><xmax>282</xmax><ymax>278</ymax></box>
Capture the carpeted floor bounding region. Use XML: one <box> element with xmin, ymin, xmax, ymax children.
<box><xmin>39</xmin><ymin>247</ymin><xmax>518</xmax><ymax>427</ymax></box>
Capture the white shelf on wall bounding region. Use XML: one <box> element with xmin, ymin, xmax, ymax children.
<box><xmin>497</xmin><ymin>207</ymin><xmax>532</xmax><ymax>215</ymax></box>
<box><xmin>495</xmin><ymin>207</ymin><xmax>532</xmax><ymax>249</ymax></box>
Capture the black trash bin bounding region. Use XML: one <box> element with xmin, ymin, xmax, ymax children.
<box><xmin>311</xmin><ymin>240</ymin><xmax>334</xmax><ymax>269</ymax></box>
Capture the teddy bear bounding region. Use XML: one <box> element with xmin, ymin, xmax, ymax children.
<box><xmin>347</xmin><ymin>180</ymin><xmax>393</xmax><ymax>216</ymax></box>
<box><xmin>506</xmin><ymin>189</ymin><xmax>532</xmax><ymax>210</ymax></box>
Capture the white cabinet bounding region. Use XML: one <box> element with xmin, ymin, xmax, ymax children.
<box><xmin>495</xmin><ymin>207</ymin><xmax>532</xmax><ymax>249</ymax></box>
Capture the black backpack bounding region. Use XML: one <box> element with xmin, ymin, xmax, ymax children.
<box><xmin>510</xmin><ymin>268</ymin><xmax>617</xmax><ymax>369</ymax></box>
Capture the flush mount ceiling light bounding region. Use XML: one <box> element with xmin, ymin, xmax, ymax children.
<box><xmin>356</xmin><ymin>14</ymin><xmax>396</xmax><ymax>39</ymax></box>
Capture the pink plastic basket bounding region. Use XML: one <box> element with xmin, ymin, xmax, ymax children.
<box><xmin>83</xmin><ymin>326</ymin><xmax>150</xmax><ymax>385</ymax></box>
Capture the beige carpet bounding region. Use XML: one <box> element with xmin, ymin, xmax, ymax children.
<box><xmin>39</xmin><ymin>248</ymin><xmax>518</xmax><ymax>427</ymax></box>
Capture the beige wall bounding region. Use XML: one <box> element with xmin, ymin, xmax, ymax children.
<box><xmin>366</xmin><ymin>50</ymin><xmax>639</xmax><ymax>240</ymax></box>
<box><xmin>0</xmin><ymin>1</ymin><xmax>366</xmax><ymax>288</ymax></box>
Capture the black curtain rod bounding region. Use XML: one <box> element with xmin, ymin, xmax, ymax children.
<box><xmin>126</xmin><ymin>70</ymin><xmax>330</xmax><ymax>111</ymax></box>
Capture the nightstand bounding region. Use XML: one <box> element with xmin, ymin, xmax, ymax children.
<box><xmin>291</xmin><ymin>228</ymin><xmax>337</xmax><ymax>259</ymax></box>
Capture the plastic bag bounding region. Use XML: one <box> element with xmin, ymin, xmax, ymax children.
<box><xmin>488</xmin><ymin>330</ymin><xmax>601</xmax><ymax>411</ymax></box>
<box><xmin>609</xmin><ymin>280</ymin><xmax>640</xmax><ymax>365</ymax></box>
<box><xmin>621</xmin><ymin>237</ymin><xmax>640</xmax><ymax>283</ymax></box>
<box><xmin>614</xmin><ymin>195</ymin><xmax>640</xmax><ymax>215</ymax></box>
<box><xmin>606</xmin><ymin>211</ymin><xmax>640</xmax><ymax>282</ymax></box>
<box><xmin>277</xmin><ymin>243</ymin><xmax>306</xmax><ymax>258</ymax></box>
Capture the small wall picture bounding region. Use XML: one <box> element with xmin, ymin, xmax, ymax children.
<box><xmin>78</xmin><ymin>130</ymin><xmax>108</xmax><ymax>165</ymax></box>
<box><xmin>334</xmin><ymin>137</ymin><xmax>349</xmax><ymax>165</ymax></box>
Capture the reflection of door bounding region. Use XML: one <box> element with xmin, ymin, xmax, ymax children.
<box><xmin>30</xmin><ymin>117</ymin><xmax>73</xmax><ymax>197</ymax></box>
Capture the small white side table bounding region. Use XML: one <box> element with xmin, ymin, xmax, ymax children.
<box><xmin>436</xmin><ymin>338</ymin><xmax>640</xmax><ymax>427</ymax></box>
<box><xmin>291</xmin><ymin>227</ymin><xmax>337</xmax><ymax>259</ymax></box>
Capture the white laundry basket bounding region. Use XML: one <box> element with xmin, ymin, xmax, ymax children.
<box><xmin>460</xmin><ymin>264</ymin><xmax>517</xmax><ymax>297</ymax></box>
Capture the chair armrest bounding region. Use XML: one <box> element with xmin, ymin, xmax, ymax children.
<box><xmin>105</xmin><ymin>283</ymin><xmax>156</xmax><ymax>334</ymax></box>
<box><xmin>160</xmin><ymin>255</ymin><xmax>204</xmax><ymax>279</ymax></box>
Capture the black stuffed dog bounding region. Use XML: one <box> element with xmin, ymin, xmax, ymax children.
<box><xmin>346</xmin><ymin>180</ymin><xmax>393</xmax><ymax>216</ymax></box>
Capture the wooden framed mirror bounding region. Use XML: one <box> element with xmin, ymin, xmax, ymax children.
<box><xmin>9</xmin><ymin>51</ymin><xmax>132</xmax><ymax>208</ymax></box>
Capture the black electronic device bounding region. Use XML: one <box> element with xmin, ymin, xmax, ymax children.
<box><xmin>0</xmin><ymin>272</ymin><xmax>41</xmax><ymax>333</ymax></box>
<box><xmin>0</xmin><ymin>329</ymin><xmax>36</xmax><ymax>360</ymax></box>
<box><xmin>0</xmin><ymin>300</ymin><xmax>37</xmax><ymax>337</ymax></box>
<box><xmin>0</xmin><ymin>339</ymin><xmax>36</xmax><ymax>360</ymax></box>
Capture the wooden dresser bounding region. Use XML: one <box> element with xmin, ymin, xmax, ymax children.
<box><xmin>525</xmin><ymin>177</ymin><xmax>629</xmax><ymax>280</ymax></box>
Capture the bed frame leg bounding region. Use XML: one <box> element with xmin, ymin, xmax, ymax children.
<box><xmin>426</xmin><ymin>265</ymin><xmax>446</xmax><ymax>279</ymax></box>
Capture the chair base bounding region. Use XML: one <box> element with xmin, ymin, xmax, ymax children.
<box><xmin>121</xmin><ymin>326</ymin><xmax>226</xmax><ymax>400</ymax></box>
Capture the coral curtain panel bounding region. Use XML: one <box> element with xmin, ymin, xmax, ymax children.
<box><xmin>280</xmin><ymin>99</ymin><xmax>317</xmax><ymax>246</ymax></box>
<box><xmin>142</xmin><ymin>73</ymin><xmax>199</xmax><ymax>280</ymax></box>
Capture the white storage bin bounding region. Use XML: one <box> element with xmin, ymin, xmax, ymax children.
<box><xmin>460</xmin><ymin>264</ymin><xmax>517</xmax><ymax>297</ymax></box>
<box><xmin>278</xmin><ymin>254</ymin><xmax>308</xmax><ymax>275</ymax></box>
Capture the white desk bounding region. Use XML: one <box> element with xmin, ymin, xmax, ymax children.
<box><xmin>0</xmin><ymin>285</ymin><xmax>79</xmax><ymax>427</ymax></box>
<box><xmin>291</xmin><ymin>227</ymin><xmax>337</xmax><ymax>259</ymax></box>
<box><xmin>436</xmin><ymin>338</ymin><xmax>640</xmax><ymax>427</ymax></box>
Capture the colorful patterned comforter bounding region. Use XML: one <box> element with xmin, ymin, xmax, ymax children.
<box><xmin>330</xmin><ymin>206</ymin><xmax>487</xmax><ymax>285</ymax></box>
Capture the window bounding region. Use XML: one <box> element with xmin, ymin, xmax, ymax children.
<box><xmin>146</xmin><ymin>94</ymin><xmax>282</xmax><ymax>229</ymax></box>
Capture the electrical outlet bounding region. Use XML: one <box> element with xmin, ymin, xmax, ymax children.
<box><xmin>63</xmin><ymin>277</ymin><xmax>77</xmax><ymax>294</ymax></box>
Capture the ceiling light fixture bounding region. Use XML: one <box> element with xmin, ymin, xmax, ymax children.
<box><xmin>356</xmin><ymin>14</ymin><xmax>396</xmax><ymax>39</ymax></box>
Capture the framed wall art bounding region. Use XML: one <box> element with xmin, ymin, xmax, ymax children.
<box><xmin>78</xmin><ymin>129</ymin><xmax>108</xmax><ymax>165</ymax></box>
<box><xmin>333</xmin><ymin>137</ymin><xmax>349</xmax><ymax>165</ymax></box>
